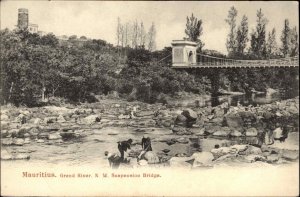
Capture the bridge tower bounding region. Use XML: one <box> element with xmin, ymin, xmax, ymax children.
<box><xmin>171</xmin><ymin>40</ymin><xmax>197</xmax><ymax>67</ymax></box>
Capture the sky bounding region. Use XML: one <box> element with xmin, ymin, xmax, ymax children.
<box><xmin>1</xmin><ymin>1</ymin><xmax>299</xmax><ymax>54</ymax></box>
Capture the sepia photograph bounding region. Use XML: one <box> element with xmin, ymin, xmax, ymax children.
<box><xmin>1</xmin><ymin>1</ymin><xmax>299</xmax><ymax>196</ymax></box>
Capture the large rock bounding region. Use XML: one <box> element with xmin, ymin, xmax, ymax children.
<box><xmin>1</xmin><ymin>114</ymin><xmax>9</xmax><ymax>121</ymax></box>
<box><xmin>281</xmin><ymin>150</ymin><xmax>299</xmax><ymax>161</ymax></box>
<box><xmin>273</xmin><ymin>127</ymin><xmax>283</xmax><ymax>140</ymax></box>
<box><xmin>13</xmin><ymin>153</ymin><xmax>30</xmax><ymax>160</ymax></box>
<box><xmin>244</xmin><ymin>155</ymin><xmax>266</xmax><ymax>163</ymax></box>
<box><xmin>168</xmin><ymin>157</ymin><xmax>193</xmax><ymax>168</ymax></box>
<box><xmin>48</xmin><ymin>132</ymin><xmax>62</xmax><ymax>140</ymax></box>
<box><xmin>2</xmin><ymin>138</ymin><xmax>13</xmax><ymax>146</ymax></box>
<box><xmin>213</xmin><ymin>127</ymin><xmax>231</xmax><ymax>137</ymax></box>
<box><xmin>205</xmin><ymin>125</ymin><xmax>222</xmax><ymax>135</ymax></box>
<box><xmin>211</xmin><ymin>147</ymin><xmax>233</xmax><ymax>158</ymax></box>
<box><xmin>176</xmin><ymin>137</ymin><xmax>189</xmax><ymax>144</ymax></box>
<box><xmin>82</xmin><ymin>115</ymin><xmax>101</xmax><ymax>125</ymax></box>
<box><xmin>136</xmin><ymin>111</ymin><xmax>155</xmax><ymax>117</ymax></box>
<box><xmin>1</xmin><ymin>150</ymin><xmax>13</xmax><ymax>160</ymax></box>
<box><xmin>182</xmin><ymin>109</ymin><xmax>198</xmax><ymax>121</ymax></box>
<box><xmin>230</xmin><ymin>144</ymin><xmax>248</xmax><ymax>153</ymax></box>
<box><xmin>12</xmin><ymin>138</ymin><xmax>24</xmax><ymax>146</ymax></box>
<box><xmin>213</xmin><ymin>107</ymin><xmax>225</xmax><ymax>118</ymax></box>
<box><xmin>266</xmin><ymin>88</ymin><xmax>278</xmax><ymax>96</ymax></box>
<box><xmin>143</xmin><ymin>151</ymin><xmax>160</xmax><ymax>164</ymax></box>
<box><xmin>192</xmin><ymin>152</ymin><xmax>214</xmax><ymax>167</ymax></box>
<box><xmin>44</xmin><ymin>117</ymin><xmax>57</xmax><ymax>124</ymax></box>
<box><xmin>245</xmin><ymin>127</ymin><xmax>258</xmax><ymax>137</ymax></box>
<box><xmin>57</xmin><ymin>115</ymin><xmax>66</xmax><ymax>123</ymax></box>
<box><xmin>224</xmin><ymin>113</ymin><xmax>244</xmax><ymax>128</ymax></box>
<box><xmin>230</xmin><ymin>130</ymin><xmax>243</xmax><ymax>137</ymax></box>
<box><xmin>175</xmin><ymin>114</ymin><xmax>187</xmax><ymax>126</ymax></box>
<box><xmin>239</xmin><ymin>145</ymin><xmax>262</xmax><ymax>155</ymax></box>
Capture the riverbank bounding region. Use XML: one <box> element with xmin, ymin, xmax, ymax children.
<box><xmin>1</xmin><ymin>96</ymin><xmax>299</xmax><ymax>168</ymax></box>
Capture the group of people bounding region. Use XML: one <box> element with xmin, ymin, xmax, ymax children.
<box><xmin>104</xmin><ymin>136</ymin><xmax>152</xmax><ymax>168</ymax></box>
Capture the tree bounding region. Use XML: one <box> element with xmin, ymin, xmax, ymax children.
<box><xmin>280</xmin><ymin>19</ymin><xmax>291</xmax><ymax>57</ymax></box>
<box><xmin>40</xmin><ymin>33</ymin><xmax>59</xmax><ymax>47</ymax></box>
<box><xmin>250</xmin><ymin>8</ymin><xmax>268</xmax><ymax>59</ymax></box>
<box><xmin>266</xmin><ymin>28</ymin><xmax>278</xmax><ymax>58</ymax></box>
<box><xmin>139</xmin><ymin>22</ymin><xmax>146</xmax><ymax>48</ymax></box>
<box><xmin>132</xmin><ymin>20</ymin><xmax>139</xmax><ymax>48</ymax></box>
<box><xmin>69</xmin><ymin>35</ymin><xmax>77</xmax><ymax>40</ymax></box>
<box><xmin>236</xmin><ymin>15</ymin><xmax>249</xmax><ymax>58</ymax></box>
<box><xmin>116</xmin><ymin>17</ymin><xmax>121</xmax><ymax>46</ymax></box>
<box><xmin>225</xmin><ymin>6</ymin><xmax>238</xmax><ymax>57</ymax></box>
<box><xmin>147</xmin><ymin>22</ymin><xmax>156</xmax><ymax>51</ymax></box>
<box><xmin>185</xmin><ymin>13</ymin><xmax>205</xmax><ymax>51</ymax></box>
<box><xmin>290</xmin><ymin>26</ymin><xmax>298</xmax><ymax>57</ymax></box>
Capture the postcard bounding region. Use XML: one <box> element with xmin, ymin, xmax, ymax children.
<box><xmin>1</xmin><ymin>1</ymin><xmax>299</xmax><ymax>196</ymax></box>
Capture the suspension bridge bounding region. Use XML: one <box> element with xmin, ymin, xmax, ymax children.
<box><xmin>171</xmin><ymin>40</ymin><xmax>299</xmax><ymax>68</ymax></box>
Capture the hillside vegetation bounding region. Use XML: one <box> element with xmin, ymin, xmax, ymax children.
<box><xmin>0</xmin><ymin>29</ymin><xmax>298</xmax><ymax>107</ymax></box>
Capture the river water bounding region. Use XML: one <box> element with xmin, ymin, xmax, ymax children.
<box><xmin>1</xmin><ymin>93</ymin><xmax>298</xmax><ymax>168</ymax></box>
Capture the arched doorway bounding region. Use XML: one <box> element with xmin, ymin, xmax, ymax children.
<box><xmin>188</xmin><ymin>51</ymin><xmax>193</xmax><ymax>64</ymax></box>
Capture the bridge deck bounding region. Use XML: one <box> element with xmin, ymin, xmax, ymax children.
<box><xmin>172</xmin><ymin>54</ymin><xmax>299</xmax><ymax>68</ymax></box>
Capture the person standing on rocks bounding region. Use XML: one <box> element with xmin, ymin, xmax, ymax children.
<box><xmin>138</xmin><ymin>136</ymin><xmax>152</xmax><ymax>160</ymax></box>
<box><xmin>117</xmin><ymin>139</ymin><xmax>133</xmax><ymax>162</ymax></box>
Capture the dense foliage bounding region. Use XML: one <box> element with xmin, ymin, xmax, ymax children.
<box><xmin>1</xmin><ymin>28</ymin><xmax>298</xmax><ymax>107</ymax></box>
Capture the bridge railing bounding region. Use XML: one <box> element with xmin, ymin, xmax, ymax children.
<box><xmin>195</xmin><ymin>53</ymin><xmax>299</xmax><ymax>67</ymax></box>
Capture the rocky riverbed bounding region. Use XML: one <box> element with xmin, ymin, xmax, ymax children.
<box><xmin>1</xmin><ymin>96</ymin><xmax>299</xmax><ymax>169</ymax></box>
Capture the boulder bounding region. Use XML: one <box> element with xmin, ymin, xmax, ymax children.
<box><xmin>244</xmin><ymin>155</ymin><xmax>266</xmax><ymax>163</ymax></box>
<box><xmin>1</xmin><ymin>129</ymin><xmax>8</xmax><ymax>138</ymax></box>
<box><xmin>239</xmin><ymin>145</ymin><xmax>262</xmax><ymax>155</ymax></box>
<box><xmin>1</xmin><ymin>121</ymin><xmax>9</xmax><ymax>130</ymax></box>
<box><xmin>12</xmin><ymin>138</ymin><xmax>24</xmax><ymax>146</ymax></box>
<box><xmin>213</xmin><ymin>127</ymin><xmax>231</xmax><ymax>137</ymax></box>
<box><xmin>24</xmin><ymin>138</ymin><xmax>31</xmax><ymax>144</ymax></box>
<box><xmin>192</xmin><ymin>152</ymin><xmax>214</xmax><ymax>167</ymax></box>
<box><xmin>176</xmin><ymin>137</ymin><xmax>189</xmax><ymax>144</ymax></box>
<box><xmin>44</xmin><ymin>117</ymin><xmax>57</xmax><ymax>124</ymax></box>
<box><xmin>2</xmin><ymin>138</ymin><xmax>13</xmax><ymax>146</ymax></box>
<box><xmin>245</xmin><ymin>127</ymin><xmax>258</xmax><ymax>137</ymax></box>
<box><xmin>190</xmin><ymin>128</ymin><xmax>205</xmax><ymax>136</ymax></box>
<box><xmin>171</xmin><ymin>126</ymin><xmax>186</xmax><ymax>134</ymax></box>
<box><xmin>211</xmin><ymin>147</ymin><xmax>233</xmax><ymax>158</ymax></box>
<box><xmin>224</xmin><ymin>113</ymin><xmax>244</xmax><ymax>128</ymax></box>
<box><xmin>1</xmin><ymin>150</ymin><xmax>13</xmax><ymax>160</ymax></box>
<box><xmin>266</xmin><ymin>154</ymin><xmax>279</xmax><ymax>163</ymax></box>
<box><xmin>143</xmin><ymin>151</ymin><xmax>160</xmax><ymax>164</ymax></box>
<box><xmin>273</xmin><ymin>127</ymin><xmax>283</xmax><ymax>140</ymax></box>
<box><xmin>136</xmin><ymin>111</ymin><xmax>155</xmax><ymax>117</ymax></box>
<box><xmin>48</xmin><ymin>132</ymin><xmax>62</xmax><ymax>140</ymax></box>
<box><xmin>281</xmin><ymin>150</ymin><xmax>299</xmax><ymax>161</ymax></box>
<box><xmin>230</xmin><ymin>130</ymin><xmax>243</xmax><ymax>137</ymax></box>
<box><xmin>205</xmin><ymin>125</ymin><xmax>221</xmax><ymax>135</ymax></box>
<box><xmin>230</xmin><ymin>144</ymin><xmax>248</xmax><ymax>153</ymax></box>
<box><xmin>82</xmin><ymin>115</ymin><xmax>101</xmax><ymax>125</ymax></box>
<box><xmin>57</xmin><ymin>115</ymin><xmax>66</xmax><ymax>123</ymax></box>
<box><xmin>182</xmin><ymin>109</ymin><xmax>198</xmax><ymax>121</ymax></box>
<box><xmin>266</xmin><ymin>88</ymin><xmax>278</xmax><ymax>96</ymax></box>
<box><xmin>138</xmin><ymin>159</ymin><xmax>148</xmax><ymax>166</ymax></box>
<box><xmin>13</xmin><ymin>153</ymin><xmax>30</xmax><ymax>160</ymax></box>
<box><xmin>168</xmin><ymin>157</ymin><xmax>193</xmax><ymax>168</ymax></box>
<box><xmin>32</xmin><ymin>118</ymin><xmax>42</xmax><ymax>125</ymax></box>
<box><xmin>286</xmin><ymin>105</ymin><xmax>298</xmax><ymax>114</ymax></box>
<box><xmin>214</xmin><ymin>107</ymin><xmax>225</xmax><ymax>118</ymax></box>
<box><xmin>37</xmin><ymin>139</ymin><xmax>45</xmax><ymax>143</ymax></box>
<box><xmin>175</xmin><ymin>114</ymin><xmax>187</xmax><ymax>126</ymax></box>
<box><xmin>1</xmin><ymin>114</ymin><xmax>9</xmax><ymax>121</ymax></box>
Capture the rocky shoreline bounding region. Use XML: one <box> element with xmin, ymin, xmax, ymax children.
<box><xmin>1</xmin><ymin>96</ymin><xmax>299</xmax><ymax>168</ymax></box>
